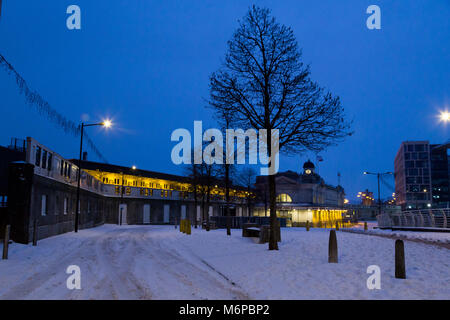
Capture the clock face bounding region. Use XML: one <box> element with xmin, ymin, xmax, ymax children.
<box><xmin>305</xmin><ymin>169</ymin><xmax>311</xmax><ymax>174</ymax></box>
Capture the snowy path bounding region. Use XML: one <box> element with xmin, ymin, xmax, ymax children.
<box><xmin>0</xmin><ymin>224</ymin><xmax>448</xmax><ymax>300</ymax></box>
<box><xmin>0</xmin><ymin>225</ymin><xmax>247</xmax><ymax>300</ymax></box>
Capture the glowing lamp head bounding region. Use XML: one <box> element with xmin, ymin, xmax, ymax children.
<box><xmin>132</xmin><ymin>165</ymin><xmax>137</xmax><ymax>170</ymax></box>
<box><xmin>102</xmin><ymin>120</ymin><xmax>112</xmax><ymax>128</ymax></box>
<box><xmin>440</xmin><ymin>111</ymin><xmax>450</xmax><ymax>122</ymax></box>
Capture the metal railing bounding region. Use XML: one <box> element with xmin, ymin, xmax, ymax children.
<box><xmin>377</xmin><ymin>208</ymin><xmax>450</xmax><ymax>229</ymax></box>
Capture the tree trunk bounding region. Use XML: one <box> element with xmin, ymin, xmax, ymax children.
<box><xmin>225</xmin><ymin>163</ymin><xmax>231</xmax><ymax>236</ymax></box>
<box><xmin>268</xmin><ymin>174</ymin><xmax>278</xmax><ymax>250</ymax></box>
<box><xmin>193</xmin><ymin>186</ymin><xmax>198</xmax><ymax>228</ymax></box>
<box><xmin>205</xmin><ymin>186</ymin><xmax>211</xmax><ymax>232</ymax></box>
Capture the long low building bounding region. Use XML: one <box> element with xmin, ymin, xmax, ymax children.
<box><xmin>0</xmin><ymin>137</ymin><xmax>249</xmax><ymax>243</ymax></box>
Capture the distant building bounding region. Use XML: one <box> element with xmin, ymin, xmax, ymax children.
<box><xmin>253</xmin><ymin>160</ymin><xmax>349</xmax><ymax>227</ymax></box>
<box><xmin>394</xmin><ymin>140</ymin><xmax>450</xmax><ymax>209</ymax></box>
<box><xmin>357</xmin><ymin>189</ymin><xmax>374</xmax><ymax>206</ymax></box>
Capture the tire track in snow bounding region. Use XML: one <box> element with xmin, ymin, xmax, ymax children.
<box><xmin>93</xmin><ymin>227</ymin><xmax>153</xmax><ymax>299</ymax></box>
<box><xmin>136</xmin><ymin>229</ymin><xmax>250</xmax><ymax>300</ymax></box>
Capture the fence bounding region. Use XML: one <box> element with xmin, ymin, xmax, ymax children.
<box><xmin>210</xmin><ymin>216</ymin><xmax>287</xmax><ymax>229</ymax></box>
<box><xmin>377</xmin><ymin>208</ymin><xmax>450</xmax><ymax>230</ymax></box>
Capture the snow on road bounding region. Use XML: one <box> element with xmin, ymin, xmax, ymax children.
<box><xmin>0</xmin><ymin>224</ymin><xmax>449</xmax><ymax>300</ymax></box>
<box><xmin>0</xmin><ymin>225</ymin><xmax>247</xmax><ymax>300</ymax></box>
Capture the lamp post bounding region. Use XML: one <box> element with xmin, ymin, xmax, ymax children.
<box><xmin>74</xmin><ymin>120</ymin><xmax>111</xmax><ymax>233</ymax></box>
<box><xmin>119</xmin><ymin>165</ymin><xmax>136</xmax><ymax>226</ymax></box>
<box><xmin>363</xmin><ymin>171</ymin><xmax>393</xmax><ymax>216</ymax></box>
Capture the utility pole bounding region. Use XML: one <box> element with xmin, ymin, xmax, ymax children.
<box><xmin>364</xmin><ymin>171</ymin><xmax>393</xmax><ymax>216</ymax></box>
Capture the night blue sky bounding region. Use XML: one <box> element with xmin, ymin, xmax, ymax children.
<box><xmin>0</xmin><ymin>0</ymin><xmax>449</xmax><ymax>201</ymax></box>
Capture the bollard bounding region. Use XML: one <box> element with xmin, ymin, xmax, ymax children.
<box><xmin>395</xmin><ymin>239</ymin><xmax>406</xmax><ymax>279</ymax></box>
<box><xmin>175</xmin><ymin>218</ymin><xmax>177</xmax><ymax>229</ymax></box>
<box><xmin>181</xmin><ymin>219</ymin><xmax>185</xmax><ymax>233</ymax></box>
<box><xmin>187</xmin><ymin>221</ymin><xmax>191</xmax><ymax>235</ymax></box>
<box><xmin>306</xmin><ymin>220</ymin><xmax>310</xmax><ymax>231</ymax></box>
<box><xmin>328</xmin><ymin>230</ymin><xmax>338</xmax><ymax>263</ymax></box>
<box><xmin>364</xmin><ymin>221</ymin><xmax>368</xmax><ymax>231</ymax></box>
<box><xmin>33</xmin><ymin>219</ymin><xmax>38</xmax><ymax>246</ymax></box>
<box><xmin>2</xmin><ymin>225</ymin><xmax>10</xmax><ymax>260</ymax></box>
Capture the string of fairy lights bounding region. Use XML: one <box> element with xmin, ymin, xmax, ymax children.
<box><xmin>0</xmin><ymin>53</ymin><xmax>108</xmax><ymax>163</ymax></box>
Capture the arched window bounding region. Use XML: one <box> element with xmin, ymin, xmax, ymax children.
<box><xmin>276</xmin><ymin>193</ymin><xmax>292</xmax><ymax>203</ymax></box>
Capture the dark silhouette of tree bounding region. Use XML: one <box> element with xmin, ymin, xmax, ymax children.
<box><xmin>235</xmin><ymin>166</ymin><xmax>258</xmax><ymax>216</ymax></box>
<box><xmin>0</xmin><ymin>53</ymin><xmax>107</xmax><ymax>162</ymax></box>
<box><xmin>209</xmin><ymin>6</ymin><xmax>352</xmax><ymax>250</ymax></box>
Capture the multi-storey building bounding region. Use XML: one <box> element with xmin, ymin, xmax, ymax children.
<box><xmin>394</xmin><ymin>140</ymin><xmax>450</xmax><ymax>209</ymax></box>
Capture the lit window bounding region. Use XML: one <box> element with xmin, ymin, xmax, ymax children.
<box><xmin>276</xmin><ymin>193</ymin><xmax>292</xmax><ymax>203</ymax></box>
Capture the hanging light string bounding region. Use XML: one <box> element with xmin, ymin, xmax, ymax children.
<box><xmin>0</xmin><ymin>53</ymin><xmax>108</xmax><ymax>163</ymax></box>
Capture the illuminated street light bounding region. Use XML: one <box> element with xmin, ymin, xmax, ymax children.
<box><xmin>102</xmin><ymin>119</ymin><xmax>112</xmax><ymax>128</ymax></box>
<box><xmin>439</xmin><ymin>111</ymin><xmax>450</xmax><ymax>122</ymax></box>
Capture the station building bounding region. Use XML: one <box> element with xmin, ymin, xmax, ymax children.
<box><xmin>253</xmin><ymin>160</ymin><xmax>350</xmax><ymax>227</ymax></box>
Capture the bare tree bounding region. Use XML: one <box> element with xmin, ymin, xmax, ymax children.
<box><xmin>184</xmin><ymin>163</ymin><xmax>200</xmax><ymax>228</ymax></box>
<box><xmin>235</xmin><ymin>166</ymin><xmax>258</xmax><ymax>216</ymax></box>
<box><xmin>208</xmin><ymin>6</ymin><xmax>352</xmax><ymax>250</ymax></box>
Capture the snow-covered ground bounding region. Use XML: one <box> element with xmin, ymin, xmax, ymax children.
<box><xmin>0</xmin><ymin>224</ymin><xmax>449</xmax><ymax>300</ymax></box>
<box><xmin>349</xmin><ymin>222</ymin><xmax>450</xmax><ymax>244</ymax></box>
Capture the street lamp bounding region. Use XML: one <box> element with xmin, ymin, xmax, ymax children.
<box><xmin>74</xmin><ymin>120</ymin><xmax>112</xmax><ymax>233</ymax></box>
<box><xmin>363</xmin><ymin>171</ymin><xmax>393</xmax><ymax>216</ymax></box>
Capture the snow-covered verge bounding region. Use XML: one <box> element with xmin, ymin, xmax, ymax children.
<box><xmin>169</xmin><ymin>227</ymin><xmax>450</xmax><ymax>299</ymax></box>
<box><xmin>347</xmin><ymin>222</ymin><xmax>450</xmax><ymax>244</ymax></box>
<box><xmin>0</xmin><ymin>225</ymin><xmax>449</xmax><ymax>300</ymax></box>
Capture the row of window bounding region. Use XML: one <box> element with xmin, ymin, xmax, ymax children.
<box><xmin>101</xmin><ymin>177</ymin><xmax>186</xmax><ymax>191</ymax></box>
<box><xmin>404</xmin><ymin>144</ymin><xmax>428</xmax><ymax>153</ymax></box>
<box><xmin>60</xmin><ymin>160</ymin><xmax>72</xmax><ymax>178</ymax></box>
<box><xmin>41</xmin><ymin>194</ymin><xmax>73</xmax><ymax>216</ymax></box>
<box><xmin>405</xmin><ymin>160</ymin><xmax>429</xmax><ymax>169</ymax></box>
<box><xmin>113</xmin><ymin>186</ymin><xmax>175</xmax><ymax>198</ymax></box>
<box><xmin>406</xmin><ymin>176</ymin><xmax>430</xmax><ymax>184</ymax></box>
<box><xmin>35</xmin><ymin>146</ymin><xmax>53</xmax><ymax>170</ymax></box>
<box><xmin>406</xmin><ymin>168</ymin><xmax>430</xmax><ymax>177</ymax></box>
<box><xmin>40</xmin><ymin>194</ymin><xmax>98</xmax><ymax>216</ymax></box>
<box><xmin>406</xmin><ymin>185</ymin><xmax>430</xmax><ymax>193</ymax></box>
<box><xmin>405</xmin><ymin>193</ymin><xmax>430</xmax><ymax>201</ymax></box>
<box><xmin>404</xmin><ymin>152</ymin><xmax>428</xmax><ymax>161</ymax></box>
